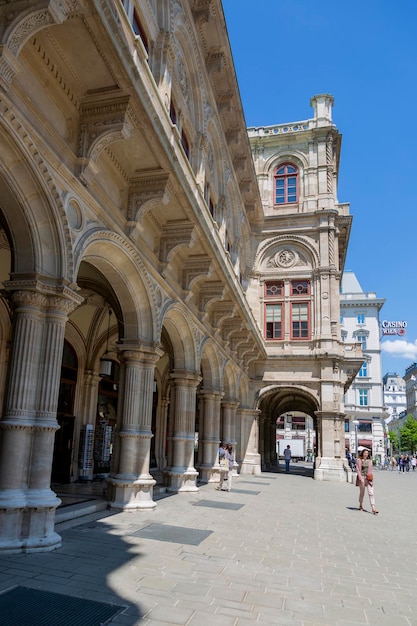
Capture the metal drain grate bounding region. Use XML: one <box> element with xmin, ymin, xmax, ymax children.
<box><xmin>133</xmin><ymin>523</ymin><xmax>212</xmax><ymax>545</ymax></box>
<box><xmin>193</xmin><ymin>499</ymin><xmax>244</xmax><ymax>510</ymax></box>
<box><xmin>0</xmin><ymin>586</ymin><xmax>124</xmax><ymax>626</ymax></box>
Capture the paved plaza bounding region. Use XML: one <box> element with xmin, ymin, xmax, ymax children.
<box><xmin>1</xmin><ymin>465</ymin><xmax>417</xmax><ymax>625</ymax></box>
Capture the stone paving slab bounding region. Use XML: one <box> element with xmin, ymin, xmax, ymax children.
<box><xmin>1</xmin><ymin>467</ymin><xmax>417</xmax><ymax>624</ymax></box>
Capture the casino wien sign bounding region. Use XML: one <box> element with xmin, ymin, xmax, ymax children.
<box><xmin>381</xmin><ymin>320</ymin><xmax>407</xmax><ymax>336</ymax></box>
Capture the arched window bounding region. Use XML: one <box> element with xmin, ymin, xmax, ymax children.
<box><xmin>274</xmin><ymin>163</ymin><xmax>298</xmax><ymax>204</ymax></box>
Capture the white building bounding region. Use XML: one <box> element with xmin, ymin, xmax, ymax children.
<box><xmin>340</xmin><ymin>272</ymin><xmax>387</xmax><ymax>461</ymax></box>
<box><xmin>382</xmin><ymin>373</ymin><xmax>406</xmax><ymax>424</ymax></box>
<box><xmin>404</xmin><ymin>363</ymin><xmax>417</xmax><ymax>420</ymax></box>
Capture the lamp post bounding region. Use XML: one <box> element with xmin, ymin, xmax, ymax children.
<box><xmin>352</xmin><ymin>419</ymin><xmax>359</xmax><ymax>457</ymax></box>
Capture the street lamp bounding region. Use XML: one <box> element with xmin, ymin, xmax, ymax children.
<box><xmin>352</xmin><ymin>420</ymin><xmax>359</xmax><ymax>456</ymax></box>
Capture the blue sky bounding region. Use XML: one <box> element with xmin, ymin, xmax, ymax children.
<box><xmin>223</xmin><ymin>0</ymin><xmax>417</xmax><ymax>377</ymax></box>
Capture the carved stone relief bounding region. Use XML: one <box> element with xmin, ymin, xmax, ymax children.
<box><xmin>265</xmin><ymin>247</ymin><xmax>308</xmax><ymax>270</ymax></box>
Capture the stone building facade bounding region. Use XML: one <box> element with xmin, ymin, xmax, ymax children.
<box><xmin>340</xmin><ymin>272</ymin><xmax>387</xmax><ymax>461</ymax></box>
<box><xmin>383</xmin><ymin>372</ymin><xmax>406</xmax><ymax>425</ymax></box>
<box><xmin>247</xmin><ymin>97</ymin><xmax>362</xmax><ymax>480</ymax></box>
<box><xmin>0</xmin><ymin>1</ymin><xmax>361</xmax><ymax>554</ymax></box>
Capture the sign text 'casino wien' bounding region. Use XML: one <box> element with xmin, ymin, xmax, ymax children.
<box><xmin>381</xmin><ymin>320</ymin><xmax>407</xmax><ymax>336</ymax></box>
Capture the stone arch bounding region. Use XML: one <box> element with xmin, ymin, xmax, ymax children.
<box><xmin>205</xmin><ymin>115</ymin><xmax>227</xmax><ymax>196</ymax></box>
<box><xmin>170</xmin><ymin>5</ymin><xmax>205</xmax><ymax>151</ymax></box>
<box><xmin>0</xmin><ymin>3</ymin><xmax>70</xmax><ymax>59</ymax></box>
<box><xmin>238</xmin><ymin>374</ymin><xmax>250</xmax><ymax>409</ymax></box>
<box><xmin>0</xmin><ymin>121</ymin><xmax>72</xmax><ymax>279</ymax></box>
<box><xmin>200</xmin><ymin>339</ymin><xmax>223</xmax><ymax>390</ymax></box>
<box><xmin>254</xmin><ymin>234</ymin><xmax>320</xmax><ymax>271</ymax></box>
<box><xmin>223</xmin><ymin>361</ymin><xmax>239</xmax><ymax>401</ymax></box>
<box><xmin>263</xmin><ymin>150</ymin><xmax>308</xmax><ymax>177</ymax></box>
<box><xmin>256</xmin><ymin>384</ymin><xmax>319</xmax><ymax>417</ymax></box>
<box><xmin>74</xmin><ymin>229</ymin><xmax>157</xmax><ymax>342</ymax></box>
<box><xmin>161</xmin><ymin>305</ymin><xmax>199</xmax><ymax>371</ymax></box>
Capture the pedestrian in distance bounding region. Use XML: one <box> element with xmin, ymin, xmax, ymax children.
<box><xmin>399</xmin><ymin>455</ymin><xmax>405</xmax><ymax>473</ymax></box>
<box><xmin>284</xmin><ymin>444</ymin><xmax>291</xmax><ymax>474</ymax></box>
<box><xmin>224</xmin><ymin>443</ymin><xmax>235</xmax><ymax>492</ymax></box>
<box><xmin>215</xmin><ymin>442</ymin><xmax>228</xmax><ymax>490</ymax></box>
<box><xmin>356</xmin><ymin>448</ymin><xmax>378</xmax><ymax>514</ymax></box>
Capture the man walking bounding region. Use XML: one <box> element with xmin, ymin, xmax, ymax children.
<box><xmin>284</xmin><ymin>444</ymin><xmax>291</xmax><ymax>474</ymax></box>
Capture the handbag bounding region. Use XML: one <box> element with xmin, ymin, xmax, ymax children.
<box><xmin>366</xmin><ymin>472</ymin><xmax>373</xmax><ymax>482</ymax></box>
<box><xmin>219</xmin><ymin>457</ymin><xmax>228</xmax><ymax>469</ymax></box>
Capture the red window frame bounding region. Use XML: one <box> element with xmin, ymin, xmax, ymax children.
<box><xmin>290</xmin><ymin>301</ymin><xmax>310</xmax><ymax>340</ymax></box>
<box><xmin>265</xmin><ymin>303</ymin><xmax>283</xmax><ymax>340</ymax></box>
<box><xmin>265</xmin><ymin>281</ymin><xmax>283</xmax><ymax>297</ymax></box>
<box><xmin>274</xmin><ymin>163</ymin><xmax>298</xmax><ymax>205</ymax></box>
<box><xmin>291</xmin><ymin>280</ymin><xmax>310</xmax><ymax>296</ymax></box>
<box><xmin>264</xmin><ymin>281</ymin><xmax>284</xmax><ymax>340</ymax></box>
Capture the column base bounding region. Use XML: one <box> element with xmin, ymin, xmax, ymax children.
<box><xmin>107</xmin><ymin>476</ymin><xmax>157</xmax><ymax>511</ymax></box>
<box><xmin>240</xmin><ymin>453</ymin><xmax>262</xmax><ymax>475</ymax></box>
<box><xmin>314</xmin><ymin>457</ymin><xmax>346</xmax><ymax>481</ymax></box>
<box><xmin>0</xmin><ymin>505</ymin><xmax>62</xmax><ymax>554</ymax></box>
<box><xmin>167</xmin><ymin>469</ymin><xmax>199</xmax><ymax>492</ymax></box>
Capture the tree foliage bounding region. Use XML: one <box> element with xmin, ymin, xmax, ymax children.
<box><xmin>388</xmin><ymin>430</ymin><xmax>399</xmax><ymax>451</ymax></box>
<box><xmin>399</xmin><ymin>415</ymin><xmax>417</xmax><ymax>453</ymax></box>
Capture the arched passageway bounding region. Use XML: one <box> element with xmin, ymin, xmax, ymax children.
<box><xmin>257</xmin><ymin>385</ymin><xmax>319</xmax><ymax>471</ymax></box>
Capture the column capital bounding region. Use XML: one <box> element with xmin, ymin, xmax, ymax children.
<box><xmin>221</xmin><ymin>400</ymin><xmax>240</xmax><ymax>410</ymax></box>
<box><xmin>170</xmin><ymin>369</ymin><xmax>201</xmax><ymax>386</ymax></box>
<box><xmin>198</xmin><ymin>388</ymin><xmax>224</xmax><ymax>400</ymax></box>
<box><xmin>117</xmin><ymin>340</ymin><xmax>163</xmax><ymax>364</ymax></box>
<box><xmin>4</xmin><ymin>275</ymin><xmax>83</xmax><ymax>314</ymax></box>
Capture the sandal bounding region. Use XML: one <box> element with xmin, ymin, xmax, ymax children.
<box><xmin>372</xmin><ymin>507</ymin><xmax>379</xmax><ymax>515</ymax></box>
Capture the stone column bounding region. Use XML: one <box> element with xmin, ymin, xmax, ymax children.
<box><xmin>0</xmin><ymin>284</ymin><xmax>81</xmax><ymax>554</ymax></box>
<box><xmin>76</xmin><ymin>370</ymin><xmax>101</xmax><ymax>482</ymax></box>
<box><xmin>154</xmin><ymin>395</ymin><xmax>169</xmax><ymax>478</ymax></box>
<box><xmin>263</xmin><ymin>417</ymin><xmax>273</xmax><ymax>469</ymax></box>
<box><xmin>314</xmin><ymin>411</ymin><xmax>346</xmax><ymax>481</ymax></box>
<box><xmin>240</xmin><ymin>409</ymin><xmax>261</xmax><ymax>475</ymax></box>
<box><xmin>258</xmin><ymin>412</ymin><xmax>266</xmax><ymax>470</ymax></box>
<box><xmin>167</xmin><ymin>370</ymin><xmax>201</xmax><ymax>493</ymax></box>
<box><xmin>198</xmin><ymin>390</ymin><xmax>223</xmax><ymax>483</ymax></box>
<box><xmin>107</xmin><ymin>341</ymin><xmax>162</xmax><ymax>510</ymax></box>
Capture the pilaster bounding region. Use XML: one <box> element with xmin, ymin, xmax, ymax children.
<box><xmin>239</xmin><ymin>409</ymin><xmax>261</xmax><ymax>475</ymax></box>
<box><xmin>314</xmin><ymin>411</ymin><xmax>346</xmax><ymax>481</ymax></box>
